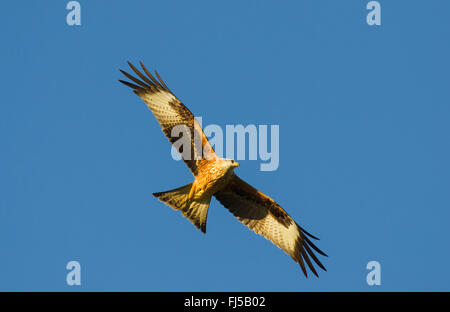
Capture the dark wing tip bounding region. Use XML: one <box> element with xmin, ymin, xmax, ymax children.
<box><xmin>302</xmin><ymin>233</ymin><xmax>328</xmax><ymax>258</ymax></box>
<box><xmin>120</xmin><ymin>62</ymin><xmax>175</xmax><ymax>99</ymax></box>
<box><xmin>294</xmin><ymin>225</ymin><xmax>327</xmax><ymax>278</ymax></box>
<box><xmin>118</xmin><ymin>79</ymin><xmax>144</xmax><ymax>91</ymax></box>
<box><xmin>298</xmin><ymin>256</ymin><xmax>308</xmax><ymax>278</ymax></box>
<box><xmin>120</xmin><ymin>62</ymin><xmax>167</xmax><ymax>91</ymax></box>
<box><xmin>300</xmin><ymin>226</ymin><xmax>321</xmax><ymax>240</ymax></box>
<box><xmin>300</xmin><ymin>247</ymin><xmax>319</xmax><ymax>277</ymax></box>
<box><xmin>139</xmin><ymin>62</ymin><xmax>163</xmax><ymax>88</ymax></box>
<box><xmin>154</xmin><ymin>70</ymin><xmax>170</xmax><ymax>91</ymax></box>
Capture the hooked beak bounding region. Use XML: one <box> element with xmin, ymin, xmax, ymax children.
<box><xmin>233</xmin><ymin>161</ymin><xmax>240</xmax><ymax>167</ymax></box>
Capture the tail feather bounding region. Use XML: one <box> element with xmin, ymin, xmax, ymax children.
<box><xmin>181</xmin><ymin>196</ymin><xmax>211</xmax><ymax>233</ymax></box>
<box><xmin>152</xmin><ymin>183</ymin><xmax>192</xmax><ymax>210</ymax></box>
<box><xmin>153</xmin><ymin>183</ymin><xmax>212</xmax><ymax>233</ymax></box>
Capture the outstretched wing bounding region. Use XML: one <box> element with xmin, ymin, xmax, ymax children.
<box><xmin>214</xmin><ymin>175</ymin><xmax>327</xmax><ymax>277</ymax></box>
<box><xmin>119</xmin><ymin>62</ymin><xmax>217</xmax><ymax>176</ymax></box>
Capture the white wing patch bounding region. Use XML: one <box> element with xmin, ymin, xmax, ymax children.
<box><xmin>214</xmin><ymin>175</ymin><xmax>327</xmax><ymax>277</ymax></box>
<box><xmin>139</xmin><ymin>89</ymin><xmax>182</xmax><ymax>127</ymax></box>
<box><xmin>241</xmin><ymin>212</ymin><xmax>299</xmax><ymax>256</ymax></box>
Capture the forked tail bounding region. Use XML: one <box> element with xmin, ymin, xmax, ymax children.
<box><xmin>153</xmin><ymin>183</ymin><xmax>212</xmax><ymax>233</ymax></box>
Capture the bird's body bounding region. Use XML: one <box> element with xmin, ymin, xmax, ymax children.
<box><xmin>120</xmin><ymin>62</ymin><xmax>327</xmax><ymax>277</ymax></box>
<box><xmin>190</xmin><ymin>159</ymin><xmax>238</xmax><ymax>200</ymax></box>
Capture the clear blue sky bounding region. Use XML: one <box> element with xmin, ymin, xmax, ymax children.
<box><xmin>1</xmin><ymin>1</ymin><xmax>450</xmax><ymax>291</ymax></box>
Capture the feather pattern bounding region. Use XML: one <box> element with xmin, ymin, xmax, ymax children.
<box><xmin>214</xmin><ymin>175</ymin><xmax>327</xmax><ymax>277</ymax></box>
<box><xmin>119</xmin><ymin>62</ymin><xmax>217</xmax><ymax>176</ymax></box>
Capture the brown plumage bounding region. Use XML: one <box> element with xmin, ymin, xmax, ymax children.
<box><xmin>119</xmin><ymin>62</ymin><xmax>327</xmax><ymax>277</ymax></box>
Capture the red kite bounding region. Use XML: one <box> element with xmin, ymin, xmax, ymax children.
<box><xmin>120</xmin><ymin>62</ymin><xmax>327</xmax><ymax>277</ymax></box>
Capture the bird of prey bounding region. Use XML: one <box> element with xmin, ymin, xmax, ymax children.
<box><xmin>119</xmin><ymin>62</ymin><xmax>327</xmax><ymax>277</ymax></box>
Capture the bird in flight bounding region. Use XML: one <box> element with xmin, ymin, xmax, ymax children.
<box><xmin>119</xmin><ymin>62</ymin><xmax>327</xmax><ymax>277</ymax></box>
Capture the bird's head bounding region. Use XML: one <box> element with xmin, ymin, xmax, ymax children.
<box><xmin>222</xmin><ymin>158</ymin><xmax>240</xmax><ymax>171</ymax></box>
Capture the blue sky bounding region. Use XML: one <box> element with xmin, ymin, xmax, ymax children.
<box><xmin>1</xmin><ymin>1</ymin><xmax>450</xmax><ymax>291</ymax></box>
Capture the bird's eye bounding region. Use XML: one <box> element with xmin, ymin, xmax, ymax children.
<box><xmin>231</xmin><ymin>160</ymin><xmax>235</xmax><ymax>163</ymax></box>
